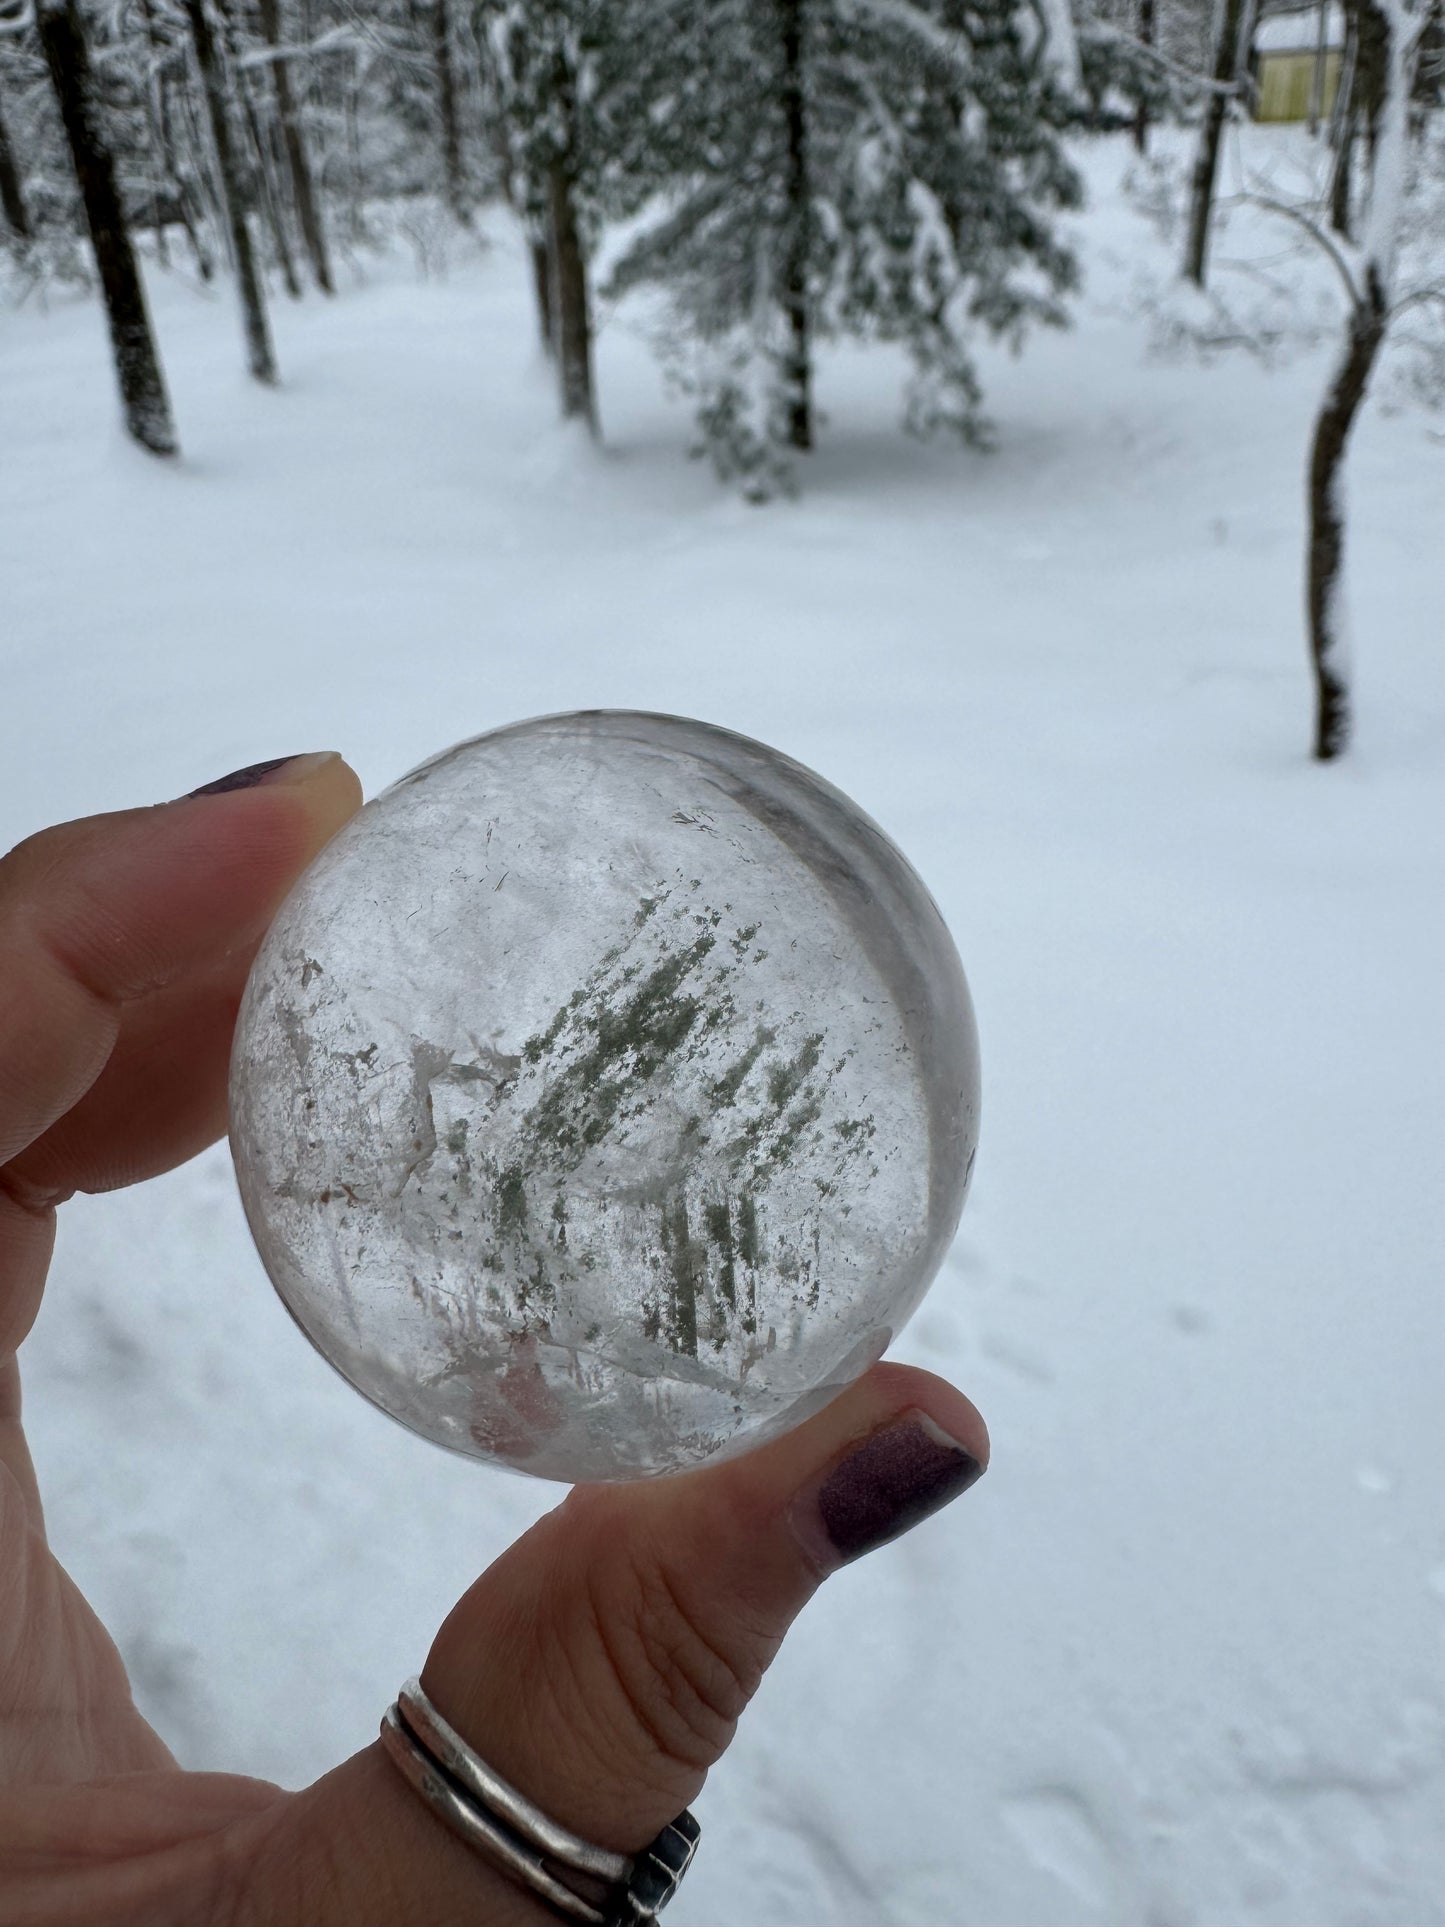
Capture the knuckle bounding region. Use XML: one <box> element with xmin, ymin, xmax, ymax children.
<box><xmin>584</xmin><ymin>1544</ymin><xmax>762</xmax><ymax>1777</ymax></box>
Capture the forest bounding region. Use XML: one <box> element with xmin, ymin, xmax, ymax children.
<box><xmin>3</xmin><ymin>0</ymin><xmax>1441</xmax><ymax>756</ymax></box>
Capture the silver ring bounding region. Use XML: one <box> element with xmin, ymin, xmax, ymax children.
<box><xmin>379</xmin><ymin>1677</ymin><xmax>700</xmax><ymax>1925</ymax></box>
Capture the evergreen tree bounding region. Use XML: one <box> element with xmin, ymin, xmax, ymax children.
<box><xmin>480</xmin><ymin>0</ymin><xmax>659</xmax><ymax>431</ymax></box>
<box><xmin>605</xmin><ymin>0</ymin><xmax>1085</xmax><ymax>492</ymax></box>
<box><xmin>1070</xmin><ymin>0</ymin><xmax>1209</xmax><ymax>142</ymax></box>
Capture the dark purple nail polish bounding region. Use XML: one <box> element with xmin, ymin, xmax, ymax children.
<box><xmin>188</xmin><ymin>756</ymin><xmax>301</xmax><ymax>797</ymax></box>
<box><xmin>813</xmin><ymin>1413</ymin><xmax>983</xmax><ymax>1566</ymax></box>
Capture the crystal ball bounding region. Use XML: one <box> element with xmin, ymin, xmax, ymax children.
<box><xmin>229</xmin><ymin>712</ymin><xmax>979</xmax><ymax>1482</ymax></box>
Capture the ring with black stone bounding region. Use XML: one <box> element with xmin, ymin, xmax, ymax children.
<box><xmin>379</xmin><ymin>1678</ymin><xmax>700</xmax><ymax>1925</ymax></box>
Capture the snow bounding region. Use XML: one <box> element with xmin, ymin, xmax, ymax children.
<box><xmin>1253</xmin><ymin>6</ymin><xmax>1345</xmax><ymax>55</ymax></box>
<box><xmin>5</xmin><ymin>134</ymin><xmax>1445</xmax><ymax>1924</ymax></box>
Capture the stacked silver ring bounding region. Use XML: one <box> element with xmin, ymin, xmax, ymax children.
<box><xmin>380</xmin><ymin>1678</ymin><xmax>700</xmax><ymax>1925</ymax></box>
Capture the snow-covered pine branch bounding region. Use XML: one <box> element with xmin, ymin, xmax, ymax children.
<box><xmin>1076</xmin><ymin>19</ymin><xmax>1236</xmax><ymax>98</ymax></box>
<box><xmin>232</xmin><ymin>27</ymin><xmax>361</xmax><ymax>73</ymax></box>
<box><xmin>1018</xmin><ymin>0</ymin><xmax>1081</xmax><ymax>89</ymax></box>
<box><xmin>833</xmin><ymin>0</ymin><xmax>973</xmax><ymax>77</ymax></box>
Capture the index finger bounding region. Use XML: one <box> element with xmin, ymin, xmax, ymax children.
<box><xmin>0</xmin><ymin>752</ymin><xmax>361</xmax><ymax>1355</ymax></box>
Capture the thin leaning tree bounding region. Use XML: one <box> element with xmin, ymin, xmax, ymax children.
<box><xmin>36</xmin><ymin>0</ymin><xmax>178</xmax><ymax>453</ymax></box>
<box><xmin>1154</xmin><ymin>0</ymin><xmax>1441</xmax><ymax>760</ymax></box>
<box><xmin>1302</xmin><ymin>0</ymin><xmax>1432</xmax><ymax>758</ymax></box>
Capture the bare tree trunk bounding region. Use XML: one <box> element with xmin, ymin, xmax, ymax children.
<box><xmin>1306</xmin><ymin>270</ymin><xmax>1386</xmax><ymax>759</ymax></box>
<box><xmin>37</xmin><ymin>0</ymin><xmax>178</xmax><ymax>454</ymax></box>
<box><xmin>1355</xmin><ymin>0</ymin><xmax>1390</xmax><ymax>161</ymax></box>
<box><xmin>148</xmin><ymin>24</ymin><xmax>219</xmax><ymax>283</ymax></box>
<box><xmin>238</xmin><ymin>55</ymin><xmax>303</xmax><ymax>297</ymax></box>
<box><xmin>1133</xmin><ymin>0</ymin><xmax>1156</xmax><ymax>152</ymax></box>
<box><xmin>344</xmin><ymin>49</ymin><xmax>365</xmax><ymax>241</ymax></box>
<box><xmin>1308</xmin><ymin>0</ymin><xmax>1330</xmax><ymax>130</ymax></box>
<box><xmin>430</xmin><ymin>0</ymin><xmax>468</xmax><ymax>221</ymax></box>
<box><xmin>1183</xmin><ymin>0</ymin><xmax>1250</xmax><ymax>286</ymax></box>
<box><xmin>0</xmin><ymin>87</ymin><xmax>30</xmax><ymax>240</ymax></box>
<box><xmin>219</xmin><ymin>4</ymin><xmax>303</xmax><ymax>302</ymax></box>
<box><xmin>1328</xmin><ymin>10</ymin><xmax>1359</xmax><ymax>235</ymax></box>
<box><xmin>531</xmin><ymin>233</ymin><xmax>553</xmax><ymax>353</ymax></box>
<box><xmin>257</xmin><ymin>0</ymin><xmax>333</xmax><ymax>292</ymax></box>
<box><xmin>185</xmin><ymin>0</ymin><xmax>276</xmax><ymax>382</ymax></box>
<box><xmin>131</xmin><ymin>0</ymin><xmax>170</xmax><ymax>266</ymax></box>
<box><xmin>1331</xmin><ymin>100</ymin><xmax>1357</xmax><ymax>232</ymax></box>
<box><xmin>777</xmin><ymin>0</ymin><xmax>812</xmax><ymax>450</ymax></box>
<box><xmin>161</xmin><ymin>74</ymin><xmax>217</xmax><ymax>279</ymax></box>
<box><xmin>546</xmin><ymin>154</ymin><xmax>594</xmax><ymax>429</ymax></box>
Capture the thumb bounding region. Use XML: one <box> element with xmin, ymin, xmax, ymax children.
<box><xmin>237</xmin><ymin>1362</ymin><xmax>987</xmax><ymax>1926</ymax></box>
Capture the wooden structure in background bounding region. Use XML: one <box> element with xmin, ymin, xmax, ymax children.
<box><xmin>1252</xmin><ymin>4</ymin><xmax>1345</xmax><ymax>121</ymax></box>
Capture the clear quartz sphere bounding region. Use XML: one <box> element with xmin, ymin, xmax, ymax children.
<box><xmin>229</xmin><ymin>713</ymin><xmax>979</xmax><ymax>1482</ymax></box>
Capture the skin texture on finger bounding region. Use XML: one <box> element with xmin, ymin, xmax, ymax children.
<box><xmin>0</xmin><ymin>754</ymin><xmax>361</xmax><ymax>1358</ymax></box>
<box><xmin>0</xmin><ymin>1462</ymin><xmax>175</xmax><ymax>1788</ymax></box>
<box><xmin>232</xmin><ymin>1362</ymin><xmax>987</xmax><ymax>1927</ymax></box>
<box><xmin>0</xmin><ymin>1771</ymin><xmax>285</xmax><ymax>1927</ymax></box>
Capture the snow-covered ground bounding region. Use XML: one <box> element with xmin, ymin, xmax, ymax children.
<box><xmin>4</xmin><ymin>137</ymin><xmax>1445</xmax><ymax>1925</ymax></box>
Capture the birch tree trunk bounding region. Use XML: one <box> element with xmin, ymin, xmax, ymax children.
<box><xmin>257</xmin><ymin>0</ymin><xmax>333</xmax><ymax>292</ymax></box>
<box><xmin>777</xmin><ymin>0</ymin><xmax>813</xmax><ymax>450</ymax></box>
<box><xmin>37</xmin><ymin>0</ymin><xmax>178</xmax><ymax>454</ymax></box>
<box><xmin>1183</xmin><ymin>0</ymin><xmax>1250</xmax><ymax>286</ymax></box>
<box><xmin>185</xmin><ymin>0</ymin><xmax>277</xmax><ymax>382</ymax></box>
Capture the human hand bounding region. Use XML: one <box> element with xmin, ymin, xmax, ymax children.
<box><xmin>0</xmin><ymin>752</ymin><xmax>989</xmax><ymax>1926</ymax></box>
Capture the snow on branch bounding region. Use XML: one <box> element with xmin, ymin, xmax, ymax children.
<box><xmin>835</xmin><ymin>0</ymin><xmax>973</xmax><ymax>78</ymax></box>
<box><xmin>1241</xmin><ymin>192</ymin><xmax>1365</xmax><ymax>304</ymax></box>
<box><xmin>838</xmin><ymin>0</ymin><xmax>1080</xmax><ymax>88</ymax></box>
<box><xmin>233</xmin><ymin>25</ymin><xmax>362</xmax><ymax>70</ymax></box>
<box><xmin>1019</xmin><ymin>0</ymin><xmax>1080</xmax><ymax>88</ymax></box>
<box><xmin>1077</xmin><ymin>20</ymin><xmax>1236</xmax><ymax>96</ymax></box>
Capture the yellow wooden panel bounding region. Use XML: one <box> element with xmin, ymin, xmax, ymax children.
<box><xmin>1255</xmin><ymin>50</ymin><xmax>1341</xmax><ymax>122</ymax></box>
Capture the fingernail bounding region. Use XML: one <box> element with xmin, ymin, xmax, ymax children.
<box><xmin>187</xmin><ymin>752</ymin><xmax>337</xmax><ymax>797</ymax></box>
<box><xmin>797</xmin><ymin>1411</ymin><xmax>984</xmax><ymax>1570</ymax></box>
